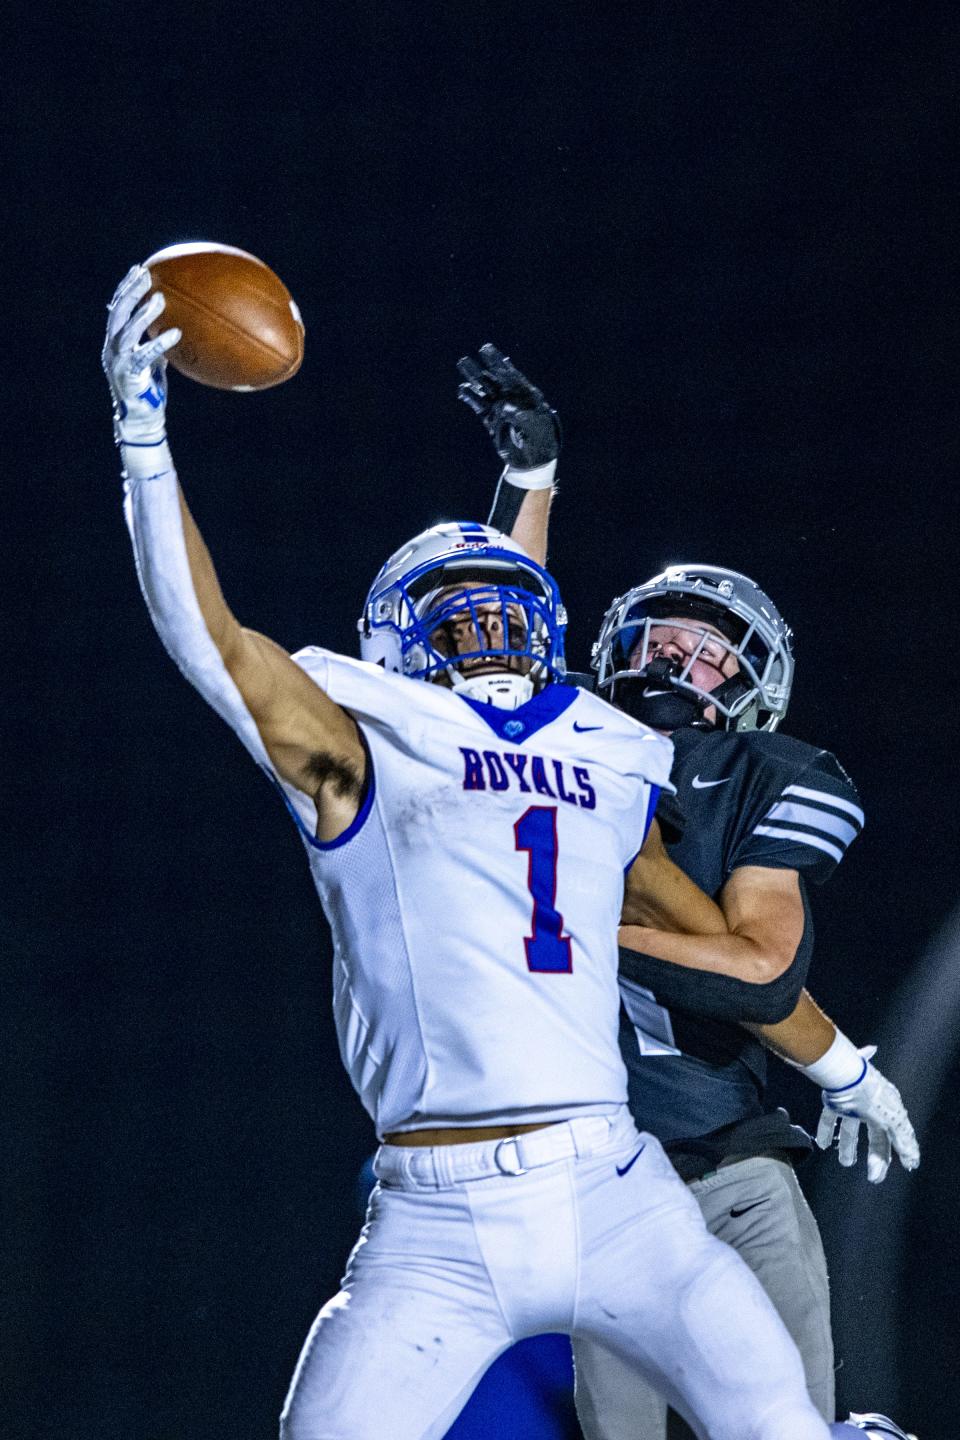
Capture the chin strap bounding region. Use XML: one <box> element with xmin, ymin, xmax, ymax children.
<box><xmin>707</xmin><ymin>671</ymin><xmax>756</xmax><ymax>726</ymax></box>
<box><xmin>608</xmin><ymin>657</ymin><xmax>761</xmax><ymax>733</ymax></box>
<box><xmin>611</xmin><ymin>661</ymin><xmax>708</xmax><ymax>730</ymax></box>
<box><xmin>448</xmin><ymin>669</ymin><xmax>535</xmax><ymax>710</ymax></box>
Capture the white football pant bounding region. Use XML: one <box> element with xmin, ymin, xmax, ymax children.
<box><xmin>280</xmin><ymin>1108</ymin><xmax>830</xmax><ymax>1440</ymax></box>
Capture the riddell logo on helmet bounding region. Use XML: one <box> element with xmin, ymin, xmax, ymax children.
<box><xmin>451</xmin><ymin>539</ymin><xmax>490</xmax><ymax>549</ymax></box>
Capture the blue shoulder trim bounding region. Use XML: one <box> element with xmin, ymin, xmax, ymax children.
<box><xmin>263</xmin><ymin>731</ymin><xmax>376</xmax><ymax>851</ymax></box>
<box><xmin>462</xmin><ymin>684</ymin><xmax>577</xmax><ymax>743</ymax></box>
<box><xmin>623</xmin><ymin>784</ymin><xmax>661</xmax><ymax>874</ymax></box>
<box><xmin>644</xmin><ymin>784</ymin><xmax>661</xmax><ymax>845</ymax></box>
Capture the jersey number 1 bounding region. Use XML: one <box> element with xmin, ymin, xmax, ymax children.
<box><xmin>514</xmin><ymin>806</ymin><xmax>573</xmax><ymax>973</ymax></box>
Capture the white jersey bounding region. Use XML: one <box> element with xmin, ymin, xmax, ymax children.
<box><xmin>270</xmin><ymin>649</ymin><xmax>674</xmax><ymax>1137</ymax></box>
<box><xmin>121</xmin><ymin>473</ymin><xmax>674</xmax><ymax>1139</ymax></box>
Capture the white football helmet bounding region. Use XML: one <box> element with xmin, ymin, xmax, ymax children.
<box><xmin>358</xmin><ymin>521</ymin><xmax>567</xmax><ymax>709</ymax></box>
<box><xmin>592</xmin><ymin>563</ymin><xmax>794</xmax><ymax>732</ymax></box>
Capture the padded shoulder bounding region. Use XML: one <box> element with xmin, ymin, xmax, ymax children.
<box><xmin>290</xmin><ymin>646</ymin><xmax>450</xmax><ymax>736</ymax></box>
<box><xmin>727</xmin><ymin>730</ymin><xmax>864</xmax><ymax>883</ymax></box>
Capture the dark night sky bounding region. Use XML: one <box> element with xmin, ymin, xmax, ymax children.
<box><xmin>5</xmin><ymin>3</ymin><xmax>960</xmax><ymax>1437</ymax></box>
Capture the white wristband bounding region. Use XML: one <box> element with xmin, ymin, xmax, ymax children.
<box><xmin>121</xmin><ymin>437</ymin><xmax>176</xmax><ymax>484</ymax></box>
<box><xmin>501</xmin><ymin>459</ymin><xmax>557</xmax><ymax>491</ymax></box>
<box><xmin>798</xmin><ymin>1028</ymin><xmax>866</xmax><ymax>1090</ymax></box>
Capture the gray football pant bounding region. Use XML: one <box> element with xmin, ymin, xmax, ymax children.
<box><xmin>574</xmin><ymin>1155</ymin><xmax>835</xmax><ymax>1439</ymax></box>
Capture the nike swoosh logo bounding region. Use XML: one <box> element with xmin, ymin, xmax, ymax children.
<box><xmin>729</xmin><ymin>1199</ymin><xmax>767</xmax><ymax>1218</ymax></box>
<box><xmin>573</xmin><ymin>722</ymin><xmax>603</xmax><ymax>733</ymax></box>
<box><xmin>616</xmin><ymin>1144</ymin><xmax>646</xmax><ymax>1176</ymax></box>
<box><xmin>691</xmin><ymin>775</ymin><xmax>732</xmax><ymax>789</ymax></box>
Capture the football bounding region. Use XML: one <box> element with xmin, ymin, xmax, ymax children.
<box><xmin>143</xmin><ymin>242</ymin><xmax>305</xmax><ymax>391</ymax></box>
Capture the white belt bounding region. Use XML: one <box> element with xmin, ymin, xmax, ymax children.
<box><xmin>374</xmin><ymin>1107</ymin><xmax>634</xmax><ymax>1189</ymax></box>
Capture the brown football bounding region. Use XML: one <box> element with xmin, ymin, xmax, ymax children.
<box><xmin>143</xmin><ymin>241</ymin><xmax>305</xmax><ymax>391</ymax></box>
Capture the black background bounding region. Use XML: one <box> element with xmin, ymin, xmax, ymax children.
<box><xmin>6</xmin><ymin>3</ymin><xmax>960</xmax><ymax>1436</ymax></box>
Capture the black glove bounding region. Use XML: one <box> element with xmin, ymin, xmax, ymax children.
<box><xmin>457</xmin><ymin>343</ymin><xmax>561</xmax><ymax>468</ymax></box>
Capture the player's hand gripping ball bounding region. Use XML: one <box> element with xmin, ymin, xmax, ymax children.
<box><xmin>143</xmin><ymin>242</ymin><xmax>305</xmax><ymax>391</ymax></box>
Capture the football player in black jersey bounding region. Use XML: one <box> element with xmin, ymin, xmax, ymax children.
<box><xmin>582</xmin><ymin>570</ymin><xmax>919</xmax><ymax>1439</ymax></box>
<box><xmin>458</xmin><ymin>345</ymin><xmax>920</xmax><ymax>1440</ymax></box>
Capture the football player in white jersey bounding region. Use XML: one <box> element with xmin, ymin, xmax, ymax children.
<box><xmin>459</xmin><ymin>343</ymin><xmax>918</xmax><ymax>1440</ymax></box>
<box><xmin>103</xmin><ymin>267</ymin><xmax>844</xmax><ymax>1440</ymax></box>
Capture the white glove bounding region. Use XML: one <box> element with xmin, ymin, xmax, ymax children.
<box><xmin>102</xmin><ymin>265</ymin><xmax>181</xmax><ymax>451</ymax></box>
<box><xmin>815</xmin><ymin>1044</ymin><xmax>920</xmax><ymax>1184</ymax></box>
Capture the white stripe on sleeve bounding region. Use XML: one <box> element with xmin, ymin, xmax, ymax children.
<box><xmin>782</xmin><ymin>783</ymin><xmax>864</xmax><ymax>827</ymax></box>
<box><xmin>752</xmin><ymin>825</ymin><xmax>844</xmax><ymax>864</ymax></box>
<box><xmin>763</xmin><ymin>801</ymin><xmax>859</xmax><ymax>847</ymax></box>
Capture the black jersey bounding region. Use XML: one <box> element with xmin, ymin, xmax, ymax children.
<box><xmin>619</xmin><ymin>724</ymin><xmax>863</xmax><ymax>1174</ymax></box>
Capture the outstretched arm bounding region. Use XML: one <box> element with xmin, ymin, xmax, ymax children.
<box><xmin>104</xmin><ymin>265</ymin><xmax>365</xmax><ymax>838</ymax></box>
<box><xmin>499</xmin><ymin>485</ymin><xmax>554</xmax><ymax>566</ymax></box>
<box><xmin>457</xmin><ymin>343</ymin><xmax>558</xmax><ymax>565</ymax></box>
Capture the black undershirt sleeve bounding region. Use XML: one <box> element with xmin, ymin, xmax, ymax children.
<box><xmin>655</xmin><ymin>790</ymin><xmax>685</xmax><ymax>846</ymax></box>
<box><xmin>487</xmin><ymin>473</ymin><xmax>526</xmax><ymax>535</ymax></box>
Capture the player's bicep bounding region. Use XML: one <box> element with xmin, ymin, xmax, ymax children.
<box><xmin>225</xmin><ymin>627</ymin><xmax>364</xmax><ymax>792</ymax></box>
<box><xmin>623</xmin><ymin>822</ymin><xmax>728</xmax><ymax>934</ymax></box>
<box><xmin>718</xmin><ymin>866</ymin><xmax>804</xmax><ymax>976</ymax></box>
